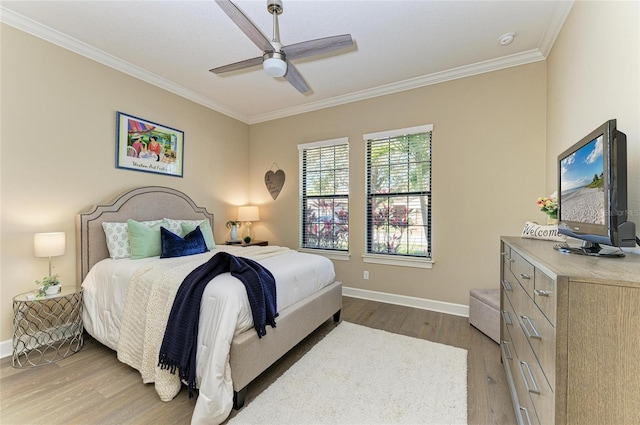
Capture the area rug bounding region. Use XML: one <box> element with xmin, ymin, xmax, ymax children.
<box><xmin>228</xmin><ymin>321</ymin><xmax>467</xmax><ymax>425</ymax></box>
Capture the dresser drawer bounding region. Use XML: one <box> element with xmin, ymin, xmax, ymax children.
<box><xmin>529</xmin><ymin>372</ymin><xmax>554</xmax><ymax>425</ymax></box>
<box><xmin>534</xmin><ymin>269</ymin><xmax>556</xmax><ymax>326</ymax></box>
<box><xmin>516</xmin><ymin>291</ymin><xmax>556</xmax><ymax>390</ymax></box>
<box><xmin>512</xmin><ymin>361</ymin><xmax>540</xmax><ymax>425</ymax></box>
<box><xmin>501</xmin><ymin>338</ymin><xmax>526</xmax><ymax>425</ymax></box>
<box><xmin>511</xmin><ymin>250</ymin><xmax>535</xmax><ymax>297</ymax></box>
<box><xmin>500</xmin><ymin>338</ymin><xmax>517</xmax><ymax>410</ymax></box>
<box><xmin>513</xmin><ymin>360</ymin><xmax>555</xmax><ymax>425</ymax></box>
<box><xmin>502</xmin><ymin>244</ymin><xmax>513</xmax><ymax>270</ymax></box>
<box><xmin>501</xmin><ymin>338</ymin><xmax>515</xmax><ymax>365</ymax></box>
<box><xmin>507</xmin><ymin>289</ymin><xmax>542</xmax><ymax>425</ymax></box>
<box><xmin>501</xmin><ymin>289</ymin><xmax>518</xmax><ymax>358</ymax></box>
<box><xmin>501</xmin><ymin>265</ymin><xmax>518</xmax><ymax>306</ymax></box>
<box><xmin>516</xmin><ymin>332</ymin><xmax>555</xmax><ymax>425</ymax></box>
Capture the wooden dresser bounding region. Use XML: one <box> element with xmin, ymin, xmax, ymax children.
<box><xmin>500</xmin><ymin>236</ymin><xmax>640</xmax><ymax>425</ymax></box>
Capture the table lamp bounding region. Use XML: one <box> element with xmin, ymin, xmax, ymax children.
<box><xmin>237</xmin><ymin>206</ymin><xmax>260</xmax><ymax>241</ymax></box>
<box><xmin>34</xmin><ymin>232</ymin><xmax>66</xmax><ymax>276</ymax></box>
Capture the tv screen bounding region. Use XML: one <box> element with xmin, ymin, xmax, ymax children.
<box><xmin>559</xmin><ymin>134</ymin><xmax>605</xmax><ymax>226</ymax></box>
<box><xmin>556</xmin><ymin>119</ymin><xmax>636</xmax><ymax>256</ymax></box>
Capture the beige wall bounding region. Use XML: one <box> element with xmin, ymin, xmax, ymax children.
<box><xmin>0</xmin><ymin>25</ymin><xmax>250</xmax><ymax>341</ymax></box>
<box><xmin>547</xmin><ymin>0</ymin><xmax>640</xmax><ymax>247</ymax></box>
<box><xmin>248</xmin><ymin>63</ymin><xmax>547</xmax><ymax>307</ymax></box>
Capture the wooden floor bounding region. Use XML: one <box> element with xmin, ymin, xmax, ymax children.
<box><xmin>0</xmin><ymin>296</ymin><xmax>515</xmax><ymax>424</ymax></box>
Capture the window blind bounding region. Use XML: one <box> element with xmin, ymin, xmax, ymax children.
<box><xmin>299</xmin><ymin>138</ymin><xmax>349</xmax><ymax>251</ymax></box>
<box><xmin>365</xmin><ymin>127</ymin><xmax>432</xmax><ymax>258</ymax></box>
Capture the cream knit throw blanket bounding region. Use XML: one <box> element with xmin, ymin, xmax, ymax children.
<box><xmin>117</xmin><ymin>246</ymin><xmax>291</xmax><ymax>402</ymax></box>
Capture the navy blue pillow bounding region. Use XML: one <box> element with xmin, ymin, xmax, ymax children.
<box><xmin>160</xmin><ymin>226</ymin><xmax>208</xmax><ymax>258</ymax></box>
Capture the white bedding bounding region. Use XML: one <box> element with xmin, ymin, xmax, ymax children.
<box><xmin>81</xmin><ymin>245</ymin><xmax>335</xmax><ymax>424</ymax></box>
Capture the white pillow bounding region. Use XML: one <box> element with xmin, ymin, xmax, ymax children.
<box><xmin>102</xmin><ymin>219</ymin><xmax>164</xmax><ymax>259</ymax></box>
<box><xmin>163</xmin><ymin>218</ymin><xmax>208</xmax><ymax>237</ymax></box>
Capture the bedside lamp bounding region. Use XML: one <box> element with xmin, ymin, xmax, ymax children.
<box><xmin>34</xmin><ymin>232</ymin><xmax>66</xmax><ymax>277</ymax></box>
<box><xmin>237</xmin><ymin>206</ymin><xmax>260</xmax><ymax>240</ymax></box>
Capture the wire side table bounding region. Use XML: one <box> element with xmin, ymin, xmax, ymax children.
<box><xmin>12</xmin><ymin>287</ymin><xmax>84</xmax><ymax>368</ymax></box>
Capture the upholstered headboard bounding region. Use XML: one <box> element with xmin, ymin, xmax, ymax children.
<box><xmin>76</xmin><ymin>186</ymin><xmax>214</xmax><ymax>282</ymax></box>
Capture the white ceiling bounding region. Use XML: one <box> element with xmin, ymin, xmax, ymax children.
<box><xmin>1</xmin><ymin>0</ymin><xmax>573</xmax><ymax>124</ymax></box>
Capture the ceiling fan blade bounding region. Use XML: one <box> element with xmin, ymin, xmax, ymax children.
<box><xmin>215</xmin><ymin>0</ymin><xmax>273</xmax><ymax>52</ymax></box>
<box><xmin>284</xmin><ymin>60</ymin><xmax>310</xmax><ymax>94</ymax></box>
<box><xmin>283</xmin><ymin>34</ymin><xmax>353</xmax><ymax>60</ymax></box>
<box><xmin>210</xmin><ymin>56</ymin><xmax>263</xmax><ymax>74</ymax></box>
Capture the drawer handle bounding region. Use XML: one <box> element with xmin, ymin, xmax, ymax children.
<box><xmin>534</xmin><ymin>289</ymin><xmax>552</xmax><ymax>297</ymax></box>
<box><xmin>501</xmin><ymin>310</ymin><xmax>513</xmax><ymax>326</ymax></box>
<box><xmin>519</xmin><ymin>273</ymin><xmax>531</xmax><ymax>280</ymax></box>
<box><xmin>519</xmin><ymin>406</ymin><xmax>533</xmax><ymax>425</ymax></box>
<box><xmin>501</xmin><ymin>252</ymin><xmax>513</xmax><ymax>262</ymax></box>
<box><xmin>519</xmin><ymin>361</ymin><xmax>541</xmax><ymax>394</ymax></box>
<box><xmin>501</xmin><ymin>279</ymin><xmax>513</xmax><ymax>292</ymax></box>
<box><xmin>501</xmin><ymin>340</ymin><xmax>513</xmax><ymax>360</ymax></box>
<box><xmin>519</xmin><ymin>315</ymin><xmax>542</xmax><ymax>339</ymax></box>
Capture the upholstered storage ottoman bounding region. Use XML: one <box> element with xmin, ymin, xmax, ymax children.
<box><xmin>468</xmin><ymin>288</ymin><xmax>500</xmax><ymax>343</ymax></box>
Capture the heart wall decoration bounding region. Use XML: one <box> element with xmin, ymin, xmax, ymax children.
<box><xmin>265</xmin><ymin>164</ymin><xmax>285</xmax><ymax>200</ymax></box>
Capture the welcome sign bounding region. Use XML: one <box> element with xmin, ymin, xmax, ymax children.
<box><xmin>521</xmin><ymin>221</ymin><xmax>566</xmax><ymax>242</ymax></box>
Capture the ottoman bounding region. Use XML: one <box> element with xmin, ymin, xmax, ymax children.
<box><xmin>469</xmin><ymin>288</ymin><xmax>500</xmax><ymax>343</ymax></box>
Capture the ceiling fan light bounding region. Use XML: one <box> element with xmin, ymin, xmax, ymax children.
<box><xmin>263</xmin><ymin>55</ymin><xmax>287</xmax><ymax>77</ymax></box>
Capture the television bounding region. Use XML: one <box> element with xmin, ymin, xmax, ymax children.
<box><xmin>556</xmin><ymin>119</ymin><xmax>636</xmax><ymax>257</ymax></box>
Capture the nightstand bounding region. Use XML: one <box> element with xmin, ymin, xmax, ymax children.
<box><xmin>12</xmin><ymin>287</ymin><xmax>84</xmax><ymax>368</ymax></box>
<box><xmin>226</xmin><ymin>240</ymin><xmax>268</xmax><ymax>247</ymax></box>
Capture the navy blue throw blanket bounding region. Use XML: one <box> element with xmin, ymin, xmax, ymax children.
<box><xmin>158</xmin><ymin>252</ymin><xmax>278</xmax><ymax>397</ymax></box>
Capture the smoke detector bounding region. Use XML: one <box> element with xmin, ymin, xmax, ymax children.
<box><xmin>499</xmin><ymin>32</ymin><xmax>515</xmax><ymax>46</ymax></box>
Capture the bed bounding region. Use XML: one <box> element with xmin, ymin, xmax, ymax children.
<box><xmin>76</xmin><ymin>186</ymin><xmax>342</xmax><ymax>424</ymax></box>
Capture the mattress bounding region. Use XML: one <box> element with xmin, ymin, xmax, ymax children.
<box><xmin>82</xmin><ymin>245</ymin><xmax>336</xmax><ymax>351</ymax></box>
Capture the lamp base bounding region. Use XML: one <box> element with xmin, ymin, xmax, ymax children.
<box><xmin>243</xmin><ymin>222</ymin><xmax>253</xmax><ymax>240</ymax></box>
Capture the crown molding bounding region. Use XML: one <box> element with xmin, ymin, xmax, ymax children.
<box><xmin>538</xmin><ymin>0</ymin><xmax>574</xmax><ymax>58</ymax></box>
<box><xmin>248</xmin><ymin>49</ymin><xmax>546</xmax><ymax>124</ymax></box>
<box><xmin>0</xmin><ymin>6</ymin><xmax>251</xmax><ymax>124</ymax></box>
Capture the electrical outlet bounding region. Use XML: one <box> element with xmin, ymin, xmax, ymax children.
<box><xmin>363</xmin><ymin>271</ymin><xmax>369</xmax><ymax>280</ymax></box>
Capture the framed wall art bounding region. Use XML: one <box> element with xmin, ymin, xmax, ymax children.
<box><xmin>116</xmin><ymin>111</ymin><xmax>184</xmax><ymax>177</ymax></box>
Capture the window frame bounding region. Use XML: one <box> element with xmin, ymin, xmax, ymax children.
<box><xmin>363</xmin><ymin>125</ymin><xmax>433</xmax><ymax>268</ymax></box>
<box><xmin>298</xmin><ymin>137</ymin><xmax>350</xmax><ymax>256</ymax></box>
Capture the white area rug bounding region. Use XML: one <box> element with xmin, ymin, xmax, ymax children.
<box><xmin>228</xmin><ymin>321</ymin><xmax>467</xmax><ymax>425</ymax></box>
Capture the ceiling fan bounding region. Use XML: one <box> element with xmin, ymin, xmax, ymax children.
<box><xmin>210</xmin><ymin>0</ymin><xmax>353</xmax><ymax>94</ymax></box>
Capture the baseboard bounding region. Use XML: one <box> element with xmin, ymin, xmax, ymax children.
<box><xmin>1</xmin><ymin>339</ymin><xmax>12</xmax><ymax>359</ymax></box>
<box><xmin>342</xmin><ymin>286</ymin><xmax>469</xmax><ymax>318</ymax></box>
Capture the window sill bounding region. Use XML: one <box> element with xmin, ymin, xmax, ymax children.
<box><xmin>362</xmin><ymin>253</ymin><xmax>433</xmax><ymax>269</ymax></box>
<box><xmin>298</xmin><ymin>248</ymin><xmax>350</xmax><ymax>261</ymax></box>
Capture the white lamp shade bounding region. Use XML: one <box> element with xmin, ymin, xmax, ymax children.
<box><xmin>238</xmin><ymin>206</ymin><xmax>260</xmax><ymax>222</ymax></box>
<box><xmin>34</xmin><ymin>232</ymin><xmax>66</xmax><ymax>257</ymax></box>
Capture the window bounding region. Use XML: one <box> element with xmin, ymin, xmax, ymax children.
<box><xmin>299</xmin><ymin>138</ymin><xmax>349</xmax><ymax>251</ymax></box>
<box><xmin>365</xmin><ymin>125</ymin><xmax>432</xmax><ymax>260</ymax></box>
